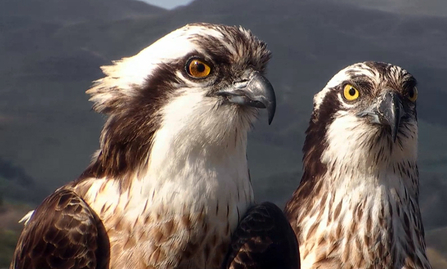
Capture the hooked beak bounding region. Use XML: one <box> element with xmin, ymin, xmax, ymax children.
<box><xmin>357</xmin><ymin>91</ymin><xmax>405</xmax><ymax>142</ymax></box>
<box><xmin>216</xmin><ymin>71</ymin><xmax>276</xmax><ymax>124</ymax></box>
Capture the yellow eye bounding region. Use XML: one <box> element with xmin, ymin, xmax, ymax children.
<box><xmin>407</xmin><ymin>87</ymin><xmax>418</xmax><ymax>102</ymax></box>
<box><xmin>343</xmin><ymin>84</ymin><xmax>360</xmax><ymax>101</ymax></box>
<box><xmin>186</xmin><ymin>58</ymin><xmax>211</xmax><ymax>78</ymax></box>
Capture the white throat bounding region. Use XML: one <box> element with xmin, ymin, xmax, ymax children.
<box><xmin>298</xmin><ymin>112</ymin><xmax>430</xmax><ymax>269</ymax></box>
<box><xmin>322</xmin><ymin>111</ymin><xmax>418</xmax><ymax>192</ymax></box>
<box><xmin>144</xmin><ymin>88</ymin><xmax>253</xmax><ymax>209</ymax></box>
<box><xmin>80</xmin><ymin>88</ymin><xmax>254</xmax><ymax>230</ymax></box>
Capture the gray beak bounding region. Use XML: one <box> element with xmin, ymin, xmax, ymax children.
<box><xmin>216</xmin><ymin>71</ymin><xmax>276</xmax><ymax>124</ymax></box>
<box><xmin>357</xmin><ymin>91</ymin><xmax>404</xmax><ymax>142</ymax></box>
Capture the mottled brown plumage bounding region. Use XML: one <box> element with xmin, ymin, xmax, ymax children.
<box><xmin>11</xmin><ymin>23</ymin><xmax>276</xmax><ymax>269</ymax></box>
<box><xmin>223</xmin><ymin>202</ymin><xmax>300</xmax><ymax>269</ymax></box>
<box><xmin>11</xmin><ymin>189</ymin><xmax>110</xmax><ymax>269</ymax></box>
<box><xmin>285</xmin><ymin>62</ymin><xmax>431</xmax><ymax>269</ymax></box>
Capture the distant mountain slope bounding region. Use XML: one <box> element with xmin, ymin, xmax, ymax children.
<box><xmin>0</xmin><ymin>0</ymin><xmax>167</xmax><ymax>80</ymax></box>
<box><xmin>427</xmin><ymin>227</ymin><xmax>447</xmax><ymax>259</ymax></box>
<box><xmin>0</xmin><ymin>0</ymin><xmax>165</xmax><ymax>23</ymax></box>
<box><xmin>0</xmin><ymin>0</ymin><xmax>168</xmax><ymax>202</ymax></box>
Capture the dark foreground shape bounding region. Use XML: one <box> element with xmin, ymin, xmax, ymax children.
<box><xmin>10</xmin><ymin>189</ymin><xmax>110</xmax><ymax>269</ymax></box>
<box><xmin>222</xmin><ymin>202</ymin><xmax>300</xmax><ymax>269</ymax></box>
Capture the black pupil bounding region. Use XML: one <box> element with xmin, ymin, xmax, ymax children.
<box><xmin>348</xmin><ymin>87</ymin><xmax>356</xmax><ymax>96</ymax></box>
<box><xmin>195</xmin><ymin>62</ymin><xmax>205</xmax><ymax>73</ymax></box>
<box><xmin>409</xmin><ymin>88</ymin><xmax>414</xmax><ymax>98</ymax></box>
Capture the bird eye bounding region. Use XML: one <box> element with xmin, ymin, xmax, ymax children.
<box><xmin>343</xmin><ymin>84</ymin><xmax>359</xmax><ymax>101</ymax></box>
<box><xmin>186</xmin><ymin>58</ymin><xmax>211</xmax><ymax>79</ymax></box>
<box><xmin>407</xmin><ymin>87</ymin><xmax>418</xmax><ymax>102</ymax></box>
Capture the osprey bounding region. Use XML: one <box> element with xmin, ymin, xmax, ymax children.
<box><xmin>11</xmin><ymin>23</ymin><xmax>277</xmax><ymax>269</ymax></box>
<box><xmin>284</xmin><ymin>62</ymin><xmax>432</xmax><ymax>269</ymax></box>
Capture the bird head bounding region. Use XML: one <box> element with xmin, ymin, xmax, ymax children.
<box><xmin>85</xmin><ymin>23</ymin><xmax>275</xmax><ymax>177</ymax></box>
<box><xmin>88</xmin><ymin>22</ymin><xmax>275</xmax><ymax>123</ymax></box>
<box><xmin>304</xmin><ymin>62</ymin><xmax>418</xmax><ymax>175</ymax></box>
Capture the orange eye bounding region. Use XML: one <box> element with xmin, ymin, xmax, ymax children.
<box><xmin>186</xmin><ymin>58</ymin><xmax>211</xmax><ymax>78</ymax></box>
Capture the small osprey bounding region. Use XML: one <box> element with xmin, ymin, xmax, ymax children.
<box><xmin>11</xmin><ymin>23</ymin><xmax>278</xmax><ymax>269</ymax></box>
<box><xmin>284</xmin><ymin>62</ymin><xmax>432</xmax><ymax>269</ymax></box>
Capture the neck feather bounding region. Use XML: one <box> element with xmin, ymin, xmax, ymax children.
<box><xmin>75</xmin><ymin>89</ymin><xmax>255</xmax><ymax>216</ymax></box>
<box><xmin>286</xmin><ymin>115</ymin><xmax>430</xmax><ymax>269</ymax></box>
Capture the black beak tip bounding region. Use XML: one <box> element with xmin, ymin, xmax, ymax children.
<box><xmin>246</xmin><ymin>72</ymin><xmax>277</xmax><ymax>124</ymax></box>
<box><xmin>268</xmin><ymin>101</ymin><xmax>276</xmax><ymax>125</ymax></box>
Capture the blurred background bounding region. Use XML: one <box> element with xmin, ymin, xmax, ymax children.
<box><xmin>1</xmin><ymin>0</ymin><xmax>447</xmax><ymax>267</ymax></box>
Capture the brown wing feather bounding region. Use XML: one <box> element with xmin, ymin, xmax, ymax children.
<box><xmin>222</xmin><ymin>202</ymin><xmax>300</xmax><ymax>269</ymax></box>
<box><xmin>10</xmin><ymin>189</ymin><xmax>110</xmax><ymax>269</ymax></box>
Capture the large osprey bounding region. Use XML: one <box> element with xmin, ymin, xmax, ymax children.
<box><xmin>10</xmin><ymin>23</ymin><xmax>278</xmax><ymax>269</ymax></box>
<box><xmin>284</xmin><ymin>62</ymin><xmax>432</xmax><ymax>269</ymax></box>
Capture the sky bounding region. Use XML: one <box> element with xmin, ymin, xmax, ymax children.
<box><xmin>140</xmin><ymin>0</ymin><xmax>191</xmax><ymax>9</ymax></box>
<box><xmin>141</xmin><ymin>0</ymin><xmax>447</xmax><ymax>16</ymax></box>
<box><xmin>339</xmin><ymin>0</ymin><xmax>447</xmax><ymax>17</ymax></box>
